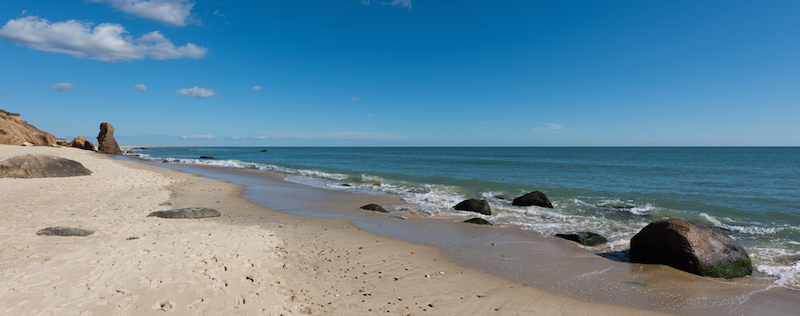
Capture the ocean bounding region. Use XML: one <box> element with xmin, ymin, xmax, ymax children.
<box><xmin>130</xmin><ymin>146</ymin><xmax>800</xmax><ymax>290</ymax></box>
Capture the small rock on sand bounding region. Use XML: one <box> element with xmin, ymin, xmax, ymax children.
<box><xmin>36</xmin><ymin>226</ymin><xmax>95</xmax><ymax>237</ymax></box>
<box><xmin>147</xmin><ymin>207</ymin><xmax>221</xmax><ymax>219</ymax></box>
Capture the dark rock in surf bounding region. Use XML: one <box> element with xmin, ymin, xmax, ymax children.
<box><xmin>360</xmin><ymin>204</ymin><xmax>388</xmax><ymax>213</ymax></box>
<box><xmin>0</xmin><ymin>154</ymin><xmax>92</xmax><ymax>178</ymax></box>
<box><xmin>493</xmin><ymin>195</ymin><xmax>514</xmax><ymax>201</ymax></box>
<box><xmin>37</xmin><ymin>226</ymin><xmax>94</xmax><ymax>237</ymax></box>
<box><xmin>453</xmin><ymin>199</ymin><xmax>492</xmax><ymax>216</ymax></box>
<box><xmin>555</xmin><ymin>232</ymin><xmax>608</xmax><ymax>246</ymax></box>
<box><xmin>512</xmin><ymin>191</ymin><xmax>553</xmax><ymax>208</ymax></box>
<box><xmin>463</xmin><ymin>218</ymin><xmax>492</xmax><ymax>226</ymax></box>
<box><xmin>629</xmin><ymin>219</ymin><xmax>752</xmax><ymax>278</ymax></box>
<box><xmin>147</xmin><ymin>207</ymin><xmax>221</xmax><ymax>219</ymax></box>
<box><xmin>199</xmin><ymin>156</ymin><xmax>216</xmax><ymax>159</ymax></box>
<box><xmin>96</xmin><ymin>122</ymin><xmax>122</xmax><ymax>155</ymax></box>
<box><xmin>260</xmin><ymin>149</ymin><xmax>268</xmax><ymax>152</ymax></box>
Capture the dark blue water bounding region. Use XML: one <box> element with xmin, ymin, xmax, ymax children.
<box><xmin>131</xmin><ymin>147</ymin><xmax>800</xmax><ymax>288</ymax></box>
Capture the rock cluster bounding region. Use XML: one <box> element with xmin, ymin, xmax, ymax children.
<box><xmin>96</xmin><ymin>122</ymin><xmax>122</xmax><ymax>155</ymax></box>
<box><xmin>0</xmin><ymin>154</ymin><xmax>92</xmax><ymax>178</ymax></box>
<box><xmin>629</xmin><ymin>219</ymin><xmax>752</xmax><ymax>278</ymax></box>
<box><xmin>0</xmin><ymin>110</ymin><xmax>56</xmax><ymax>146</ymax></box>
<box><xmin>69</xmin><ymin>135</ymin><xmax>95</xmax><ymax>151</ymax></box>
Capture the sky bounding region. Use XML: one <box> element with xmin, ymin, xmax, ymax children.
<box><xmin>1</xmin><ymin>1</ymin><xmax>798</xmax><ymax>146</ymax></box>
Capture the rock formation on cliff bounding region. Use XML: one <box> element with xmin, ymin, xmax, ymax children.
<box><xmin>96</xmin><ymin>122</ymin><xmax>122</xmax><ymax>155</ymax></box>
<box><xmin>0</xmin><ymin>110</ymin><xmax>56</xmax><ymax>146</ymax></box>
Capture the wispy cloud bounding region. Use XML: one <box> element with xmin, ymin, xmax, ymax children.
<box><xmin>0</xmin><ymin>16</ymin><xmax>207</xmax><ymax>62</ymax></box>
<box><xmin>534</xmin><ymin>123</ymin><xmax>566</xmax><ymax>134</ymax></box>
<box><xmin>252</xmin><ymin>85</ymin><xmax>262</xmax><ymax>91</ymax></box>
<box><xmin>90</xmin><ymin>0</ymin><xmax>197</xmax><ymax>27</ymax></box>
<box><xmin>213</xmin><ymin>10</ymin><xmax>226</xmax><ymax>18</ymax></box>
<box><xmin>175</xmin><ymin>86</ymin><xmax>214</xmax><ymax>98</ymax></box>
<box><xmin>350</xmin><ymin>97</ymin><xmax>360</xmax><ymax>102</ymax></box>
<box><xmin>359</xmin><ymin>0</ymin><xmax>371</xmax><ymax>5</ymax></box>
<box><xmin>134</xmin><ymin>83</ymin><xmax>147</xmax><ymax>91</ymax></box>
<box><xmin>43</xmin><ymin>82</ymin><xmax>75</xmax><ymax>91</ymax></box>
<box><xmin>180</xmin><ymin>135</ymin><xmax>217</xmax><ymax>140</ymax></box>
<box><xmin>383</xmin><ymin>0</ymin><xmax>412</xmax><ymax>9</ymax></box>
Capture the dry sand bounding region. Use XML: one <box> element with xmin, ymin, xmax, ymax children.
<box><xmin>0</xmin><ymin>145</ymin><xmax>668</xmax><ymax>315</ymax></box>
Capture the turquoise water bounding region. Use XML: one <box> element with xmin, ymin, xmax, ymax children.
<box><xmin>132</xmin><ymin>147</ymin><xmax>800</xmax><ymax>288</ymax></box>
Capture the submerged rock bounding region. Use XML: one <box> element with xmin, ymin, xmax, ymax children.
<box><xmin>512</xmin><ymin>191</ymin><xmax>553</xmax><ymax>208</ymax></box>
<box><xmin>360</xmin><ymin>204</ymin><xmax>388</xmax><ymax>213</ymax></box>
<box><xmin>148</xmin><ymin>207</ymin><xmax>221</xmax><ymax>219</ymax></box>
<box><xmin>629</xmin><ymin>219</ymin><xmax>752</xmax><ymax>278</ymax></box>
<box><xmin>199</xmin><ymin>156</ymin><xmax>216</xmax><ymax>159</ymax></box>
<box><xmin>453</xmin><ymin>199</ymin><xmax>492</xmax><ymax>215</ymax></box>
<box><xmin>0</xmin><ymin>154</ymin><xmax>92</xmax><ymax>178</ymax></box>
<box><xmin>555</xmin><ymin>232</ymin><xmax>608</xmax><ymax>246</ymax></box>
<box><xmin>463</xmin><ymin>218</ymin><xmax>492</xmax><ymax>226</ymax></box>
<box><xmin>37</xmin><ymin>227</ymin><xmax>94</xmax><ymax>237</ymax></box>
<box><xmin>493</xmin><ymin>195</ymin><xmax>514</xmax><ymax>201</ymax></box>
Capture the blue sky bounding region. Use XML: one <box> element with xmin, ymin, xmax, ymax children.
<box><xmin>1</xmin><ymin>1</ymin><xmax>798</xmax><ymax>146</ymax></box>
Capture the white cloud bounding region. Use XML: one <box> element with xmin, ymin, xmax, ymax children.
<box><xmin>0</xmin><ymin>16</ymin><xmax>207</xmax><ymax>62</ymax></box>
<box><xmin>534</xmin><ymin>123</ymin><xmax>566</xmax><ymax>134</ymax></box>
<box><xmin>134</xmin><ymin>83</ymin><xmax>147</xmax><ymax>91</ymax></box>
<box><xmin>213</xmin><ymin>10</ymin><xmax>226</xmax><ymax>18</ymax></box>
<box><xmin>90</xmin><ymin>0</ymin><xmax>196</xmax><ymax>27</ymax></box>
<box><xmin>383</xmin><ymin>0</ymin><xmax>412</xmax><ymax>9</ymax></box>
<box><xmin>359</xmin><ymin>0</ymin><xmax>371</xmax><ymax>5</ymax></box>
<box><xmin>252</xmin><ymin>85</ymin><xmax>262</xmax><ymax>91</ymax></box>
<box><xmin>351</xmin><ymin>97</ymin><xmax>360</xmax><ymax>102</ymax></box>
<box><xmin>175</xmin><ymin>86</ymin><xmax>214</xmax><ymax>98</ymax></box>
<box><xmin>43</xmin><ymin>82</ymin><xmax>75</xmax><ymax>91</ymax></box>
<box><xmin>180</xmin><ymin>135</ymin><xmax>217</xmax><ymax>139</ymax></box>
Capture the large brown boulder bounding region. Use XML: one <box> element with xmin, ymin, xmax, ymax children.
<box><xmin>629</xmin><ymin>219</ymin><xmax>752</xmax><ymax>278</ymax></box>
<box><xmin>0</xmin><ymin>154</ymin><xmax>92</xmax><ymax>178</ymax></box>
<box><xmin>69</xmin><ymin>135</ymin><xmax>95</xmax><ymax>151</ymax></box>
<box><xmin>96</xmin><ymin>122</ymin><xmax>122</xmax><ymax>155</ymax></box>
<box><xmin>0</xmin><ymin>110</ymin><xmax>56</xmax><ymax>146</ymax></box>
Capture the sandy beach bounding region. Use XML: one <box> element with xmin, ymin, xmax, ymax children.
<box><xmin>0</xmin><ymin>145</ymin><xmax>681</xmax><ymax>315</ymax></box>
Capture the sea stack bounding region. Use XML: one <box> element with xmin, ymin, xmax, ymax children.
<box><xmin>96</xmin><ymin>122</ymin><xmax>122</xmax><ymax>155</ymax></box>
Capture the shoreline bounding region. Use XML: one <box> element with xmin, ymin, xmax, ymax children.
<box><xmin>1</xmin><ymin>145</ymin><xmax>796</xmax><ymax>314</ymax></box>
<box><xmin>139</xmin><ymin>157</ymin><xmax>800</xmax><ymax>315</ymax></box>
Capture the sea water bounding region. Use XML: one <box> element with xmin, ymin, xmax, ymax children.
<box><xmin>130</xmin><ymin>147</ymin><xmax>800</xmax><ymax>289</ymax></box>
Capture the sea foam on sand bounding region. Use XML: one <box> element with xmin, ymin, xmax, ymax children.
<box><xmin>0</xmin><ymin>145</ymin><xmax>663</xmax><ymax>315</ymax></box>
